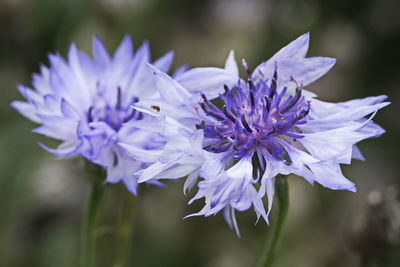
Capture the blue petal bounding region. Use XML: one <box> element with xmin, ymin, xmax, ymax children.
<box><xmin>175</xmin><ymin>67</ymin><xmax>238</xmax><ymax>99</ymax></box>
<box><xmin>11</xmin><ymin>101</ymin><xmax>41</xmax><ymax>123</ymax></box>
<box><xmin>113</xmin><ymin>35</ymin><xmax>134</xmax><ymax>66</ymax></box>
<box><xmin>308</xmin><ymin>161</ymin><xmax>356</xmax><ymax>192</ymax></box>
<box><xmin>153</xmin><ymin>50</ymin><xmax>174</xmax><ymax>73</ymax></box>
<box><xmin>172</xmin><ymin>64</ymin><xmax>189</xmax><ymax>78</ymax></box>
<box><xmin>38</xmin><ymin>140</ymin><xmax>82</xmax><ymax>157</ymax></box>
<box><xmin>147</xmin><ymin>64</ymin><xmax>192</xmax><ymax>104</ymax></box>
<box><xmin>272</xmin><ymin>32</ymin><xmax>310</xmax><ymax>60</ymax></box>
<box><xmin>224</xmin><ymin>50</ymin><xmax>239</xmax><ymax>77</ymax></box>
<box><xmin>92</xmin><ymin>35</ymin><xmax>111</xmax><ymax>65</ymax></box>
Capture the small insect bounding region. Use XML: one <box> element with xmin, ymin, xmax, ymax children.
<box><xmin>150</xmin><ymin>105</ymin><xmax>160</xmax><ymax>112</ymax></box>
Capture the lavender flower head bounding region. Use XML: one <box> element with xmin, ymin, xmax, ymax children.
<box><xmin>125</xmin><ymin>33</ymin><xmax>389</xmax><ymax>235</ymax></box>
<box><xmin>11</xmin><ymin>35</ymin><xmax>180</xmax><ymax>194</ymax></box>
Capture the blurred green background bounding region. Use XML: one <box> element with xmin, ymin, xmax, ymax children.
<box><xmin>0</xmin><ymin>0</ymin><xmax>399</xmax><ymax>266</ymax></box>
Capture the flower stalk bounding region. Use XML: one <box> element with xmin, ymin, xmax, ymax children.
<box><xmin>81</xmin><ymin>164</ymin><xmax>106</xmax><ymax>267</ymax></box>
<box><xmin>114</xmin><ymin>185</ymin><xmax>137</xmax><ymax>267</ymax></box>
<box><xmin>257</xmin><ymin>175</ymin><xmax>289</xmax><ymax>267</ymax></box>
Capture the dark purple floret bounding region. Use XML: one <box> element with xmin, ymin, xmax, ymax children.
<box><xmin>87</xmin><ymin>84</ymin><xmax>141</xmax><ymax>131</ymax></box>
<box><xmin>196</xmin><ymin>61</ymin><xmax>310</xmax><ymax>165</ymax></box>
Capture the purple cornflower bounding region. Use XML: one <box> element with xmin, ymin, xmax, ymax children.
<box><xmin>11</xmin><ymin>35</ymin><xmax>181</xmax><ymax>194</ymax></box>
<box><xmin>124</xmin><ymin>33</ymin><xmax>389</xmax><ymax>235</ymax></box>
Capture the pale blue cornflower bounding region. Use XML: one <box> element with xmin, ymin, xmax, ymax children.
<box><xmin>11</xmin><ymin>35</ymin><xmax>184</xmax><ymax>194</ymax></box>
<box><xmin>124</xmin><ymin>33</ymin><xmax>389</xmax><ymax>235</ymax></box>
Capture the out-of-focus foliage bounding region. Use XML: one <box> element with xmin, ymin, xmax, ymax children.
<box><xmin>0</xmin><ymin>0</ymin><xmax>399</xmax><ymax>266</ymax></box>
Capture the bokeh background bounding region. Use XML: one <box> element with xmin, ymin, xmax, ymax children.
<box><xmin>0</xmin><ymin>0</ymin><xmax>399</xmax><ymax>266</ymax></box>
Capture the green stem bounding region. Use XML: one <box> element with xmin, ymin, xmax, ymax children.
<box><xmin>114</xmin><ymin>185</ymin><xmax>137</xmax><ymax>267</ymax></box>
<box><xmin>81</xmin><ymin>174</ymin><xmax>106</xmax><ymax>267</ymax></box>
<box><xmin>257</xmin><ymin>175</ymin><xmax>289</xmax><ymax>267</ymax></box>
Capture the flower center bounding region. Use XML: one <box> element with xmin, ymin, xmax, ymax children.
<box><xmin>195</xmin><ymin>62</ymin><xmax>310</xmax><ymax>165</ymax></box>
<box><xmin>87</xmin><ymin>86</ymin><xmax>142</xmax><ymax>131</ymax></box>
